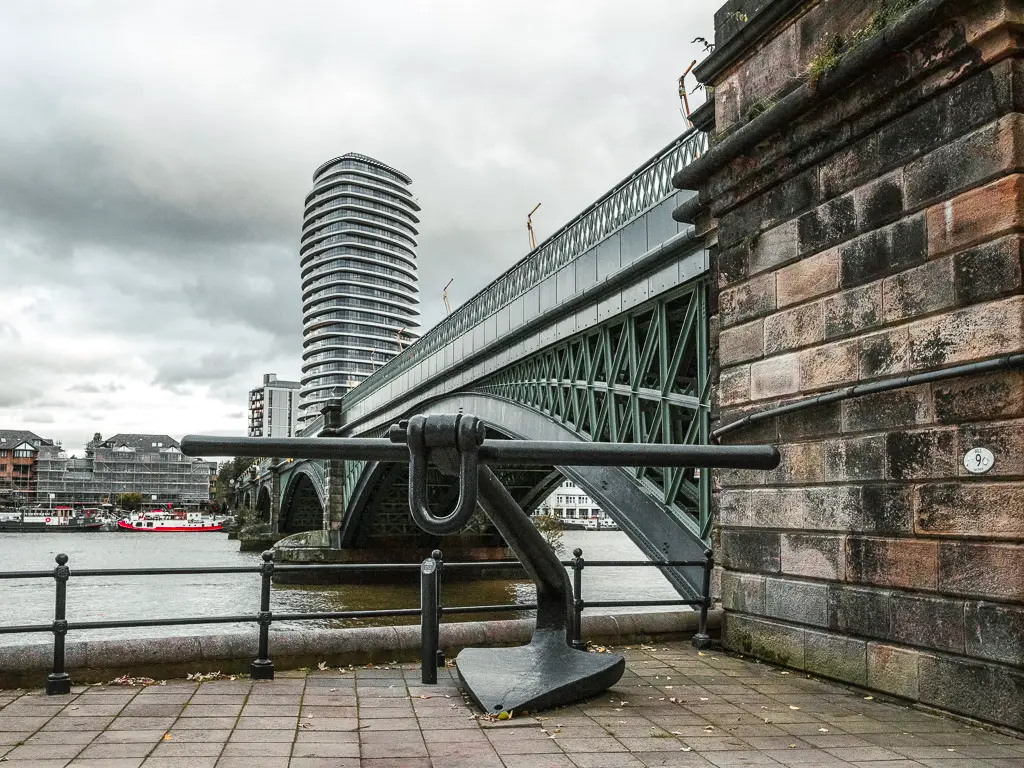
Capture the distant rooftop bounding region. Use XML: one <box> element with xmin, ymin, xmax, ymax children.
<box><xmin>98</xmin><ymin>434</ymin><xmax>180</xmax><ymax>451</ymax></box>
<box><xmin>0</xmin><ymin>430</ymin><xmax>53</xmax><ymax>448</ymax></box>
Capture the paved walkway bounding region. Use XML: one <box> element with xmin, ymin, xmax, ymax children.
<box><xmin>1</xmin><ymin>641</ymin><xmax>1022</xmax><ymax>767</ymax></box>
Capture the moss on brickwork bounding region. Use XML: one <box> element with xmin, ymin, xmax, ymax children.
<box><xmin>807</xmin><ymin>0</ymin><xmax>923</xmax><ymax>88</ymax></box>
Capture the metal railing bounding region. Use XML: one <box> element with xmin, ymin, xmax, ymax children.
<box><xmin>340</xmin><ymin>128</ymin><xmax>709</xmax><ymax>413</ymax></box>
<box><xmin>0</xmin><ymin>546</ymin><xmax>713</xmax><ymax>693</ymax></box>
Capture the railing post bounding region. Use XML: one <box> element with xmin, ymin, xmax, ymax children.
<box><xmin>46</xmin><ymin>553</ymin><xmax>71</xmax><ymax>695</ymax></box>
<box><xmin>432</xmin><ymin>549</ymin><xmax>445</xmax><ymax>668</ymax></box>
<box><xmin>691</xmin><ymin>548</ymin><xmax>714</xmax><ymax>650</ymax></box>
<box><xmin>251</xmin><ymin>550</ymin><xmax>275</xmax><ymax>680</ymax></box>
<box><xmin>571</xmin><ymin>547</ymin><xmax>586</xmax><ymax>650</ymax></box>
<box><xmin>420</xmin><ymin>550</ymin><xmax>441</xmax><ymax>684</ymax></box>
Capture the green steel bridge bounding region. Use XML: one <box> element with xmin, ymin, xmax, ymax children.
<box><xmin>238</xmin><ymin>127</ymin><xmax>712</xmax><ymax>596</ymax></box>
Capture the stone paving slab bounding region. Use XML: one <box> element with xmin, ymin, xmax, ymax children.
<box><xmin>0</xmin><ymin>641</ymin><xmax>1021</xmax><ymax>767</ymax></box>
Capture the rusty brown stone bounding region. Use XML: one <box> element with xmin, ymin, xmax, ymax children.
<box><xmin>926</xmin><ymin>174</ymin><xmax>1024</xmax><ymax>257</ymax></box>
<box><xmin>847</xmin><ymin>537</ymin><xmax>938</xmax><ymax>591</ymax></box>
<box><xmin>799</xmin><ymin>339</ymin><xmax>859</xmax><ymax>391</ymax></box>
<box><xmin>764</xmin><ymin>301</ymin><xmax>824</xmax><ymax>355</ymax></box>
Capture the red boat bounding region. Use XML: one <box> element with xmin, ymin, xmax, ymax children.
<box><xmin>117</xmin><ymin>509</ymin><xmax>223</xmax><ymax>532</ymax></box>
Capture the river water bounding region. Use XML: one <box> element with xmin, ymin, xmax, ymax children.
<box><xmin>0</xmin><ymin>530</ymin><xmax>682</xmax><ymax>645</ymax></box>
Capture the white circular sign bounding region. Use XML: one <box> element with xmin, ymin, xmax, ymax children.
<box><xmin>963</xmin><ymin>447</ymin><xmax>994</xmax><ymax>474</ymax></box>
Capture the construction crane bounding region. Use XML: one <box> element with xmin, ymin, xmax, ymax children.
<box><xmin>527</xmin><ymin>203</ymin><xmax>542</xmax><ymax>250</ymax></box>
<box><xmin>443</xmin><ymin>279</ymin><xmax>453</xmax><ymax>316</ymax></box>
<box><xmin>678</xmin><ymin>59</ymin><xmax>698</xmax><ymax>122</ymax></box>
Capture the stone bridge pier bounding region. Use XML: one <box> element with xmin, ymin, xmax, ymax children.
<box><xmin>679</xmin><ymin>0</ymin><xmax>1024</xmax><ymax>732</ymax></box>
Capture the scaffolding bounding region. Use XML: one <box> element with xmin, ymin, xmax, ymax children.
<box><xmin>35</xmin><ymin>440</ymin><xmax>214</xmax><ymax>507</ymax></box>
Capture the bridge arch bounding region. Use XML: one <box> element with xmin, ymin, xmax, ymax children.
<box><xmin>347</xmin><ymin>392</ymin><xmax>706</xmax><ymax>597</ymax></box>
<box><xmin>255</xmin><ymin>486</ymin><xmax>272</xmax><ymax>523</ymax></box>
<box><xmin>279</xmin><ymin>466</ymin><xmax>325</xmax><ymax>535</ymax></box>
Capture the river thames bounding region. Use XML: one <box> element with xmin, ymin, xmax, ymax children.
<box><xmin>0</xmin><ymin>530</ymin><xmax>681</xmax><ymax>645</ymax></box>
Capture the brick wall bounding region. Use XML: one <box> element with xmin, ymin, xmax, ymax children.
<box><xmin>693</xmin><ymin>0</ymin><xmax>1024</xmax><ymax>730</ymax></box>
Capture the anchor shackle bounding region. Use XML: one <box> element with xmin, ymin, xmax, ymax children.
<box><xmin>390</xmin><ymin>413</ymin><xmax>487</xmax><ymax>535</ymax></box>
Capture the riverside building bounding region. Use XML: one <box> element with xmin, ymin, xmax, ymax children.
<box><xmin>298</xmin><ymin>153</ymin><xmax>421</xmax><ymax>428</ymax></box>
<box><xmin>248</xmin><ymin>373</ymin><xmax>301</xmax><ymax>438</ymax></box>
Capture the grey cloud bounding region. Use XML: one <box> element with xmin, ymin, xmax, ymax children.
<box><xmin>0</xmin><ymin>0</ymin><xmax>715</xmax><ymax>448</ymax></box>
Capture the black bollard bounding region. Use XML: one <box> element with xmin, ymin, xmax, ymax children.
<box><xmin>46</xmin><ymin>554</ymin><xmax>71</xmax><ymax>695</ymax></box>
<box><xmin>692</xmin><ymin>548</ymin><xmax>714</xmax><ymax>650</ymax></box>
<box><xmin>420</xmin><ymin>551</ymin><xmax>440</xmax><ymax>684</ymax></box>
<box><xmin>432</xmin><ymin>550</ymin><xmax>445</xmax><ymax>668</ymax></box>
<box><xmin>251</xmin><ymin>550</ymin><xmax>275</xmax><ymax>680</ymax></box>
<box><xmin>570</xmin><ymin>548</ymin><xmax>586</xmax><ymax>651</ymax></box>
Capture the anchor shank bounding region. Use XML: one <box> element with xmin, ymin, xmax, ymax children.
<box><xmin>476</xmin><ymin>464</ymin><xmax>573</xmax><ymax>641</ymax></box>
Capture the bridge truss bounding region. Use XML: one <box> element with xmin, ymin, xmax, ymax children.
<box><xmin>475</xmin><ymin>279</ymin><xmax>711</xmax><ymax>541</ymax></box>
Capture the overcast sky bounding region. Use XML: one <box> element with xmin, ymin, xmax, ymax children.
<box><xmin>0</xmin><ymin>0</ymin><xmax>714</xmax><ymax>454</ymax></box>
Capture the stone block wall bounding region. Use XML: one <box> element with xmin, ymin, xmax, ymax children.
<box><xmin>688</xmin><ymin>0</ymin><xmax>1024</xmax><ymax>730</ymax></box>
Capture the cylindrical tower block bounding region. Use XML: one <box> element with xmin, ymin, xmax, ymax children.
<box><xmin>298</xmin><ymin>153</ymin><xmax>420</xmax><ymax>426</ymax></box>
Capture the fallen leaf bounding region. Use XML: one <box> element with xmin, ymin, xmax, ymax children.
<box><xmin>317</xmin><ymin>662</ymin><xmax>328</xmax><ymax>671</ymax></box>
<box><xmin>818</xmin><ymin>728</ymin><xmax>829</xmax><ymax>733</ymax></box>
<box><xmin>864</xmin><ymin>696</ymin><xmax>874</xmax><ymax>701</ymax></box>
<box><xmin>680</xmin><ymin>746</ymin><xmax>692</xmax><ymax>752</ymax></box>
<box><xmin>162</xmin><ymin>732</ymin><xmax>172</xmax><ymax>741</ymax></box>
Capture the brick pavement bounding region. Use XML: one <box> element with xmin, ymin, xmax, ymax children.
<box><xmin>0</xmin><ymin>641</ymin><xmax>1021</xmax><ymax>767</ymax></box>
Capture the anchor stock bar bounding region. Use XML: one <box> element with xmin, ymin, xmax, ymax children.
<box><xmin>180</xmin><ymin>435</ymin><xmax>779</xmax><ymax>470</ymax></box>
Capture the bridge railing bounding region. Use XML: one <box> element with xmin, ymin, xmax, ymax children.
<box><xmin>0</xmin><ymin>547</ymin><xmax>712</xmax><ymax>693</ymax></box>
<box><xmin>339</xmin><ymin>128</ymin><xmax>709</xmax><ymax>412</ymax></box>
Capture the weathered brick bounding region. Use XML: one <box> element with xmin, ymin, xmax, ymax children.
<box><xmin>803</xmin><ymin>486</ymin><xmax>863</xmax><ymax>531</ymax></box>
<box><xmin>847</xmin><ymin>537</ymin><xmax>938</xmax><ymax>591</ymax></box>
<box><xmin>777</xmin><ymin>249</ymin><xmax>840</xmax><ymax>308</ymax></box>
<box><xmin>804</xmin><ymin>630</ymin><xmax>867</xmax><ymax>686</ymax></box>
<box><xmin>762</xmin><ymin>169</ymin><xmax>818</xmax><ymax>228</ymax></box>
<box><xmin>958</xmin><ymin>420</ymin><xmax>1024</xmax><ymax>477</ymax></box>
<box><xmin>885</xmin><ymin>428</ymin><xmax>957</xmax><ymax>481</ymax></box>
<box><xmin>933</xmin><ymin>369</ymin><xmax>1024</xmax><ymax>424</ymax></box>
<box><xmin>952</xmin><ymin>234</ymin><xmax>1023</xmax><ymax>306</ymax></box>
<box><xmin>718</xmin><ymin>489</ymin><xmax>752</xmax><ymax>527</ymax></box>
<box><xmin>720</xmin><ymin>272</ymin><xmax>777</xmax><ymax>327</ymax></box>
<box><xmin>798</xmin><ymin>194</ymin><xmax>857</xmax><ymax>255</ymax></box>
<box><xmin>721</xmin><ymin>529</ymin><xmax>781</xmax><ymax>573</ymax></box>
<box><xmin>905</xmin><ymin>113</ymin><xmax>1024</xmax><ymax>209</ymax></box>
<box><xmin>842</xmin><ymin>385</ymin><xmax>932</xmax><ymax>433</ymax></box>
<box><xmin>799</xmin><ymin>339</ymin><xmax>859</xmax><ymax>391</ymax></box>
<box><xmin>889</xmin><ymin>593</ymin><xmax>965</xmax><ymax>654</ymax></box>
<box><xmin>828</xmin><ymin>584</ymin><xmax>891</xmax><ymax>640</ymax></box>
<box><xmin>881</xmin><ymin>257</ymin><xmax>955</xmax><ymax>323</ymax></box>
<box><xmin>867</xmin><ymin>643</ymin><xmax>919</xmax><ymax>701</ymax></box>
<box><xmin>964</xmin><ymin>601</ymin><xmax>1024</xmax><ymax>667</ymax></box>
<box><xmin>859</xmin><ymin>327</ymin><xmax>910</xmax><ymax>378</ymax></box>
<box><xmin>916</xmin><ymin>482</ymin><xmax>1024</xmax><ymax>538</ymax></box>
<box><xmin>926</xmin><ymin>174</ymin><xmax>1024</xmax><ymax>257</ymax></box>
<box><xmin>719</xmin><ymin>405</ymin><xmax>778</xmax><ymax>445</ymax></box>
<box><xmin>854</xmin><ymin>170</ymin><xmax>905</xmax><ymax>232</ymax></box>
<box><xmin>718</xmin><ymin>242</ymin><xmax>750</xmax><ymax>287</ymax></box>
<box><xmin>862</xmin><ymin>485</ymin><xmax>914</xmax><ymax>534</ymax></box>
<box><xmin>722</xmin><ymin>613</ymin><xmax>806</xmax><ymax>669</ymax></box>
<box><xmin>908</xmin><ymin>295</ymin><xmax>1024</xmax><ymax>368</ymax></box>
<box><xmin>748</xmin><ymin>488</ymin><xmax>803</xmax><ymax>529</ymax></box>
<box><xmin>766</xmin><ymin>441</ymin><xmax>824</xmax><ymax>486</ymax></box>
<box><xmin>719</xmin><ymin>364</ymin><xmax>751</xmax><ymax>407</ymax></box>
<box><xmin>938</xmin><ymin>541</ymin><xmax>1024</xmax><ymax>601</ymax></box>
<box><xmin>719</xmin><ymin>319</ymin><xmax>764</xmax><ymax>366</ymax></box>
<box><xmin>777</xmin><ymin>401</ymin><xmax>842</xmax><ymax>442</ymax></box>
<box><xmin>720</xmin><ymin>570</ymin><xmax>766</xmax><ymax>615</ymax></box>
<box><xmin>765</xmin><ymin>578</ymin><xmax>828</xmax><ymax>627</ymax></box>
<box><xmin>717</xmin><ymin>465</ymin><xmax>767</xmax><ymax>487</ymax></box>
<box><xmin>750</xmin><ymin>219</ymin><xmax>800</xmax><ymax>275</ymax></box>
<box><xmin>781</xmin><ymin>533</ymin><xmax>846</xmax><ymax>580</ymax></box>
<box><xmin>750</xmin><ymin>352</ymin><xmax>800</xmax><ymax>400</ymax></box>
<box><xmin>824</xmin><ymin>436</ymin><xmax>885</xmax><ymax>481</ymax></box>
<box><xmin>764</xmin><ymin>302</ymin><xmax>823</xmax><ymax>356</ymax></box>
<box><xmin>839</xmin><ymin>214</ymin><xmax>927</xmax><ymax>289</ymax></box>
<box><xmin>719</xmin><ymin>197</ymin><xmax>764</xmax><ymax>249</ymax></box>
<box><xmin>919</xmin><ymin>654</ymin><xmax>1024</xmax><ymax>732</ymax></box>
<box><xmin>824</xmin><ymin>282</ymin><xmax>882</xmax><ymax>340</ymax></box>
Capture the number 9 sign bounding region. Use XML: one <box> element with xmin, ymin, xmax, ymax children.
<box><xmin>963</xmin><ymin>447</ymin><xmax>994</xmax><ymax>475</ymax></box>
